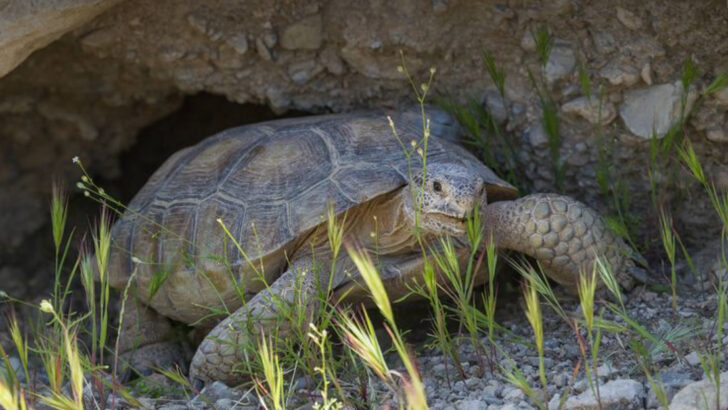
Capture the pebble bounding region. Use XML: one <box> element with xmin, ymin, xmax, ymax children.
<box><xmin>544</xmin><ymin>44</ymin><xmax>576</xmax><ymax>83</ymax></box>
<box><xmin>599</xmin><ymin>60</ymin><xmax>640</xmax><ymax>87</ymax></box>
<box><xmin>616</xmin><ymin>7</ymin><xmax>642</xmax><ymax>30</ymax></box>
<box><xmin>280</xmin><ymin>14</ymin><xmax>323</xmax><ymax>50</ymax></box>
<box><xmin>670</xmin><ymin>371</ymin><xmax>728</xmax><ymax>410</ymax></box>
<box><xmin>561</xmin><ymin>96</ymin><xmax>617</xmax><ymax>124</ymax></box>
<box><xmin>619</xmin><ymin>82</ymin><xmax>695</xmax><ymax>138</ymax></box>
<box><xmin>684</xmin><ymin>351</ymin><xmax>701</xmax><ymax>366</ymax></box>
<box><xmin>562</xmin><ymin>379</ymin><xmax>644</xmax><ymax>409</ymax></box>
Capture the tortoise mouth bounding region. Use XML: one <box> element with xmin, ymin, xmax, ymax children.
<box><xmin>430</xmin><ymin>212</ymin><xmax>468</xmax><ymax>231</ymax></box>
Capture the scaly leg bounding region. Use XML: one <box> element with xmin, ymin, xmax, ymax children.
<box><xmin>188</xmin><ymin>254</ymin><xmax>324</xmax><ymax>386</ymax></box>
<box><xmin>483</xmin><ymin>193</ymin><xmax>641</xmax><ymax>292</ymax></box>
<box><xmin>116</xmin><ymin>299</ymin><xmax>189</xmax><ymax>379</ymax></box>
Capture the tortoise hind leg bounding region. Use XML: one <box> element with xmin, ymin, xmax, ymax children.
<box><xmin>189</xmin><ymin>254</ymin><xmax>323</xmax><ymax>386</ymax></box>
<box><xmin>116</xmin><ymin>298</ymin><xmax>189</xmax><ymax>380</ymax></box>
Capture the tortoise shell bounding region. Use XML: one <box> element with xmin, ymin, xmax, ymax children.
<box><xmin>107</xmin><ymin>110</ymin><xmax>517</xmax><ymax>323</ymax></box>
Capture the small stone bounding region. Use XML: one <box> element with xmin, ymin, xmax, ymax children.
<box><xmin>80</xmin><ymin>28</ymin><xmax>116</xmax><ymax>49</ymax></box>
<box><xmin>527</xmin><ymin>124</ymin><xmax>549</xmax><ymax>148</ymax></box>
<box><xmin>544</xmin><ymin>44</ymin><xmax>576</xmax><ymax>83</ymax></box>
<box><xmin>619</xmin><ymin>82</ymin><xmax>696</xmax><ymax>139</ymax></box>
<box><xmin>503</xmin><ymin>387</ymin><xmax>525</xmax><ymax>400</ymax></box>
<box><xmin>256</xmin><ymin>37</ymin><xmax>273</xmax><ymax>61</ymax></box>
<box><xmin>280</xmin><ymin>14</ymin><xmax>322</xmax><ymax>50</ymax></box>
<box><xmin>521</xmin><ymin>30</ymin><xmax>536</xmax><ymax>51</ymax></box>
<box><xmin>706</xmin><ymin>125</ymin><xmax>728</xmax><ymax>142</ymax></box>
<box><xmin>563</xmin><ymin>379</ymin><xmax>644</xmax><ymax>409</ymax></box>
<box><xmin>225</xmin><ymin>33</ymin><xmax>249</xmax><ymax>55</ymax></box>
<box><xmin>456</xmin><ymin>399</ymin><xmax>486</xmax><ymax>410</ymax></box>
<box><xmin>158</xmin><ymin>46</ymin><xmax>185</xmax><ymax>63</ymax></box>
<box><xmin>562</xmin><ymin>96</ymin><xmax>617</xmax><ymax>125</ymax></box>
<box><xmin>319</xmin><ymin>46</ymin><xmax>345</xmax><ymax>75</ymax></box>
<box><xmin>432</xmin><ymin>0</ymin><xmax>448</xmax><ymax>13</ymax></box>
<box><xmin>670</xmin><ymin>371</ymin><xmax>728</xmax><ymax>410</ymax></box>
<box><xmin>599</xmin><ymin>60</ymin><xmax>640</xmax><ymax>87</ymax></box>
<box><xmin>715</xmin><ymin>87</ymin><xmax>728</xmax><ymax>107</ymax></box>
<box><xmin>684</xmin><ymin>351</ymin><xmax>700</xmax><ymax>366</ymax></box>
<box><xmin>288</xmin><ymin>60</ymin><xmax>322</xmax><ymax>85</ymax></box>
<box><xmin>616</xmin><ymin>7</ymin><xmax>642</xmax><ymax>30</ymax></box>
<box><xmin>641</xmin><ymin>63</ymin><xmax>652</xmax><ymax>85</ymax></box>
<box><xmin>483</xmin><ymin>90</ymin><xmax>508</xmax><ymax>124</ymax></box>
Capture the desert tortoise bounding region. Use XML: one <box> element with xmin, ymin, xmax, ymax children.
<box><xmin>107</xmin><ymin>109</ymin><xmax>637</xmax><ymax>385</ymax></box>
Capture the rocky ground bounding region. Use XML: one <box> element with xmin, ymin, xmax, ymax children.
<box><xmin>3</xmin><ymin>239</ymin><xmax>726</xmax><ymax>409</ymax></box>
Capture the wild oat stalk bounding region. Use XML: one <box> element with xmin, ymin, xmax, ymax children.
<box><xmin>345</xmin><ymin>245</ymin><xmax>428</xmax><ymax>409</ymax></box>
<box><xmin>577</xmin><ymin>267</ymin><xmax>602</xmax><ymax>409</ymax></box>
<box><xmin>483</xmin><ymin>232</ymin><xmax>499</xmax><ymax>347</ymax></box>
<box><xmin>255</xmin><ymin>332</ymin><xmax>285</xmax><ymax>410</ymax></box>
<box><xmin>523</xmin><ymin>282</ymin><xmax>548</xmax><ymax>402</ymax></box>
<box><xmin>658</xmin><ymin>209</ymin><xmax>678</xmax><ymax>314</ymax></box>
<box><xmin>38</xmin><ymin>300</ymin><xmax>86</xmax><ymax>410</ymax></box>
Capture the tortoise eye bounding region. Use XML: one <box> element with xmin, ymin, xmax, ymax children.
<box><xmin>433</xmin><ymin>181</ymin><xmax>442</xmax><ymax>192</ymax></box>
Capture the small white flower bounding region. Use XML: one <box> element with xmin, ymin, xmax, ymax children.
<box><xmin>83</xmin><ymin>191</ymin><xmax>90</xmax><ymax>197</ymax></box>
<box><xmin>430</xmin><ymin>67</ymin><xmax>436</xmax><ymax>75</ymax></box>
<box><xmin>81</xmin><ymin>176</ymin><xmax>89</xmax><ymax>183</ymax></box>
<box><xmin>76</xmin><ymin>182</ymin><xmax>85</xmax><ymax>189</ymax></box>
<box><xmin>369</xmin><ymin>231</ymin><xmax>376</xmax><ymax>238</ymax></box>
<box><xmin>410</xmin><ymin>139</ymin><xmax>416</xmax><ymax>148</ymax></box>
<box><xmin>39</xmin><ymin>299</ymin><xmax>54</xmax><ymax>313</ymax></box>
<box><xmin>131</xmin><ymin>256</ymin><xmax>144</xmax><ymax>264</ymax></box>
<box><xmin>417</xmin><ymin>147</ymin><xmax>424</xmax><ymax>157</ymax></box>
<box><xmin>420</xmin><ymin>83</ymin><xmax>428</xmax><ymax>92</ymax></box>
<box><xmin>98</xmin><ymin>188</ymin><xmax>105</xmax><ymax>196</ymax></box>
<box><xmin>72</xmin><ymin>156</ymin><xmax>79</xmax><ymax>164</ymax></box>
<box><xmin>387</xmin><ymin>115</ymin><xmax>395</xmax><ymax>128</ymax></box>
<box><xmin>396</xmin><ymin>65</ymin><xmax>404</xmax><ymax>73</ymax></box>
<box><xmin>0</xmin><ymin>290</ymin><xmax>7</xmax><ymax>299</ymax></box>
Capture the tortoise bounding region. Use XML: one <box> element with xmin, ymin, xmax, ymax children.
<box><xmin>107</xmin><ymin>108</ymin><xmax>639</xmax><ymax>386</ymax></box>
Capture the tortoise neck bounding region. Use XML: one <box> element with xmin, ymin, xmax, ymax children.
<box><xmin>351</xmin><ymin>188</ymin><xmax>419</xmax><ymax>254</ymax></box>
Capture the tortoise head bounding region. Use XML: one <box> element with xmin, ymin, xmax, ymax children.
<box><xmin>403</xmin><ymin>163</ymin><xmax>485</xmax><ymax>236</ymax></box>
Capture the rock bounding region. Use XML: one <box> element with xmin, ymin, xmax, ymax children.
<box><xmin>527</xmin><ymin>124</ymin><xmax>550</xmax><ymax>148</ymax></box>
<box><xmin>256</xmin><ymin>37</ymin><xmax>274</xmax><ymax>61</ymax></box>
<box><xmin>715</xmin><ymin>87</ymin><xmax>728</xmax><ymax>107</ymax></box>
<box><xmin>619</xmin><ymin>82</ymin><xmax>696</xmax><ymax>139</ymax></box>
<box><xmin>484</xmin><ymin>90</ymin><xmax>508</xmax><ymax>124</ymax></box>
<box><xmin>189</xmin><ymin>381</ymin><xmax>252</xmax><ymax>408</ymax></box>
<box><xmin>616</xmin><ymin>7</ymin><xmax>642</xmax><ymax>30</ymax></box>
<box><xmin>544</xmin><ymin>44</ymin><xmax>576</xmax><ymax>83</ymax></box>
<box><xmin>600</xmin><ymin>60</ymin><xmax>640</xmax><ymax>87</ymax></box>
<box><xmin>562</xmin><ymin>96</ymin><xmax>617</xmax><ymax>124</ymax></box>
<box><xmin>280</xmin><ymin>14</ymin><xmax>323</xmax><ymax>50</ymax></box>
<box><xmin>225</xmin><ymin>33</ymin><xmax>249</xmax><ymax>55</ymax></box>
<box><xmin>684</xmin><ymin>351</ymin><xmax>701</xmax><ymax>366</ymax></box>
<box><xmin>288</xmin><ymin>60</ymin><xmax>323</xmax><ymax>85</ymax></box>
<box><xmin>641</xmin><ymin>63</ymin><xmax>652</xmax><ymax>85</ymax></box>
<box><xmin>562</xmin><ymin>379</ymin><xmax>644</xmax><ymax>409</ymax></box>
<box><xmin>340</xmin><ymin>46</ymin><xmax>414</xmax><ymax>79</ymax></box>
<box><xmin>670</xmin><ymin>371</ymin><xmax>728</xmax><ymax>410</ymax></box>
<box><xmin>456</xmin><ymin>399</ymin><xmax>487</xmax><ymax>410</ymax></box>
<box><xmin>706</xmin><ymin>125</ymin><xmax>728</xmax><ymax>142</ymax></box>
<box><xmin>646</xmin><ymin>370</ymin><xmax>695</xmax><ymax>408</ymax></box>
<box><xmin>0</xmin><ymin>0</ymin><xmax>122</xmax><ymax>78</ymax></box>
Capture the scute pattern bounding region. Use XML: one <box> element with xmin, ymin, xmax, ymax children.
<box><xmin>513</xmin><ymin>193</ymin><xmax>628</xmax><ymax>289</ymax></box>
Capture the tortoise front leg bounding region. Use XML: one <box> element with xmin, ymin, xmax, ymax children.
<box><xmin>117</xmin><ymin>299</ymin><xmax>189</xmax><ymax>379</ymax></box>
<box><xmin>188</xmin><ymin>255</ymin><xmax>324</xmax><ymax>386</ymax></box>
<box><xmin>482</xmin><ymin>193</ymin><xmax>640</xmax><ymax>292</ymax></box>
